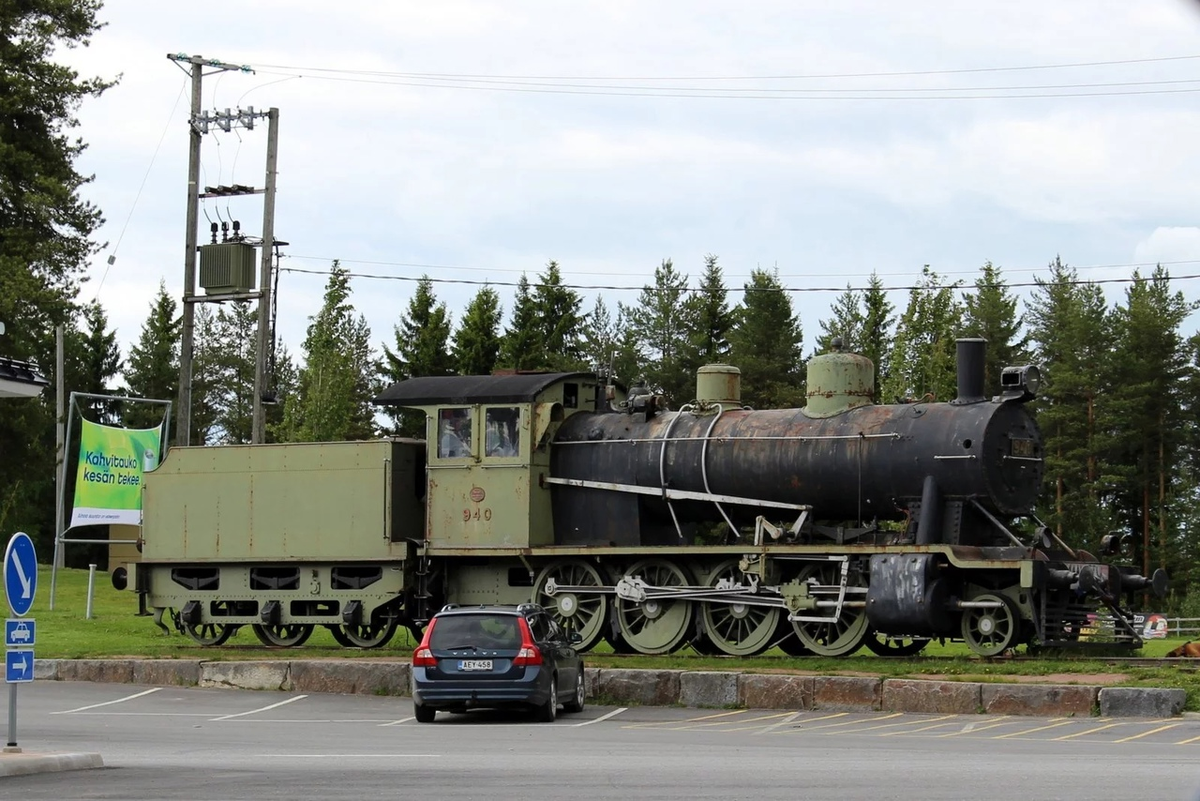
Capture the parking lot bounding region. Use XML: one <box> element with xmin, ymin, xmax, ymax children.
<box><xmin>3</xmin><ymin>681</ymin><xmax>1199</xmax><ymax>800</ymax></box>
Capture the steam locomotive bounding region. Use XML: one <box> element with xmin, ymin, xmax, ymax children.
<box><xmin>117</xmin><ymin>338</ymin><xmax>1165</xmax><ymax>657</ymax></box>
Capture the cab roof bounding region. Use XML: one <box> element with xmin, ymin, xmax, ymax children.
<box><xmin>374</xmin><ymin>372</ymin><xmax>593</xmax><ymax>407</ymax></box>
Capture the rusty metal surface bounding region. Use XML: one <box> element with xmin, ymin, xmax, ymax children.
<box><xmin>552</xmin><ymin>399</ymin><xmax>1043</xmax><ymax>533</ymax></box>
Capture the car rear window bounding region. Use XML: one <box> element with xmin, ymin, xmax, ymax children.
<box><xmin>430</xmin><ymin>614</ymin><xmax>522</xmax><ymax>649</ymax></box>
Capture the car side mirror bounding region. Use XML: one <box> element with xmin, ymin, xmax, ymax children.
<box><xmin>568</xmin><ymin>631</ymin><xmax>583</xmax><ymax>645</ymax></box>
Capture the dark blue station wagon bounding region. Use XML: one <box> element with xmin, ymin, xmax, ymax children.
<box><xmin>411</xmin><ymin>603</ymin><xmax>586</xmax><ymax>722</ymax></box>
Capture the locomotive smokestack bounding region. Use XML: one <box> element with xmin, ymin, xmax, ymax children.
<box><xmin>953</xmin><ymin>338</ymin><xmax>987</xmax><ymax>405</ymax></box>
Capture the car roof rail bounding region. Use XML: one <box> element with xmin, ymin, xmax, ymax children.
<box><xmin>439</xmin><ymin>603</ymin><xmax>461</xmax><ymax>612</ymax></box>
<box><xmin>515</xmin><ymin>603</ymin><xmax>539</xmax><ymax>614</ymax></box>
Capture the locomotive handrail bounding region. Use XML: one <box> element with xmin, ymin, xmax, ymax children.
<box><xmin>932</xmin><ymin>454</ymin><xmax>978</xmax><ymax>460</ymax></box>
<box><xmin>658</xmin><ymin>411</ymin><xmax>686</xmax><ymax>540</ymax></box>
<box><xmin>543</xmin><ymin>476</ymin><xmax>813</xmax><ymax>512</ymax></box>
<box><xmin>694</xmin><ymin>404</ymin><xmax>740</xmax><ymax>540</ymax></box>
<box><xmin>553</xmin><ymin>432</ymin><xmax>903</xmax><ymax>445</ymax></box>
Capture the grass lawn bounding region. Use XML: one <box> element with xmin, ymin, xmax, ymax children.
<box><xmin>25</xmin><ymin>566</ymin><xmax>1200</xmax><ymax>710</ymax></box>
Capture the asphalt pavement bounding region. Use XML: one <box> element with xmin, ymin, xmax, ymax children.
<box><xmin>2</xmin><ymin>681</ymin><xmax>1200</xmax><ymax>800</ymax></box>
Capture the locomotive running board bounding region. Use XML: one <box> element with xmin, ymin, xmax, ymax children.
<box><xmin>544</xmin><ymin>476</ymin><xmax>813</xmax><ymax>512</ymax></box>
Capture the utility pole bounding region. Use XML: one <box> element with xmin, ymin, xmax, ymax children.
<box><xmin>251</xmin><ymin>108</ymin><xmax>280</xmax><ymax>444</ymax></box>
<box><xmin>168</xmin><ymin>53</ymin><xmax>251</xmax><ymax>447</ymax></box>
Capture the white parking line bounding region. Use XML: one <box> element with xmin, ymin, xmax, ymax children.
<box><xmin>574</xmin><ymin>707</ymin><xmax>627</xmax><ymax>727</ymax></box>
<box><xmin>379</xmin><ymin>717</ymin><xmax>415</xmax><ymax>727</ymax></box>
<box><xmin>209</xmin><ymin>695</ymin><xmax>308</xmax><ymax>721</ymax></box>
<box><xmin>252</xmin><ymin>754</ymin><xmax>442</xmax><ymax>758</ymax></box>
<box><xmin>53</xmin><ymin>687</ymin><xmax>162</xmax><ymax>714</ymax></box>
<box><xmin>752</xmin><ymin>711</ymin><xmax>800</xmax><ymax>735</ymax></box>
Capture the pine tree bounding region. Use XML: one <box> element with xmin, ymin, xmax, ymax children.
<box><xmin>961</xmin><ymin>262</ymin><xmax>1027</xmax><ymax>394</ymax></box>
<box><xmin>1107</xmin><ymin>266</ymin><xmax>1196</xmax><ymax>580</ymax></box>
<box><xmin>728</xmin><ymin>269</ymin><xmax>804</xmax><ymax>408</ymax></box>
<box><xmin>533</xmin><ymin>261</ymin><xmax>586</xmax><ymax>371</ymax></box>
<box><xmin>381</xmin><ymin>275</ymin><xmax>453</xmax><ymax>436</ymax></box>
<box><xmin>499</xmin><ymin>274</ymin><xmax>543</xmax><ymax>370</ymax></box>
<box><xmin>1026</xmin><ymin>257</ymin><xmax>1115</xmax><ymax>547</ymax></box>
<box><xmin>208</xmin><ymin>301</ymin><xmax>257</xmax><ymax>444</ymax></box>
<box><xmin>882</xmin><ymin>266</ymin><xmax>962</xmax><ymax>403</ymax></box>
<box><xmin>121</xmin><ymin>281</ymin><xmax>179</xmax><ymax>430</ymax></box>
<box><xmin>0</xmin><ymin>1</ymin><xmax>114</xmax><ymax>549</ymax></box>
<box><xmin>280</xmin><ymin>263</ymin><xmax>377</xmax><ymax>442</ymax></box>
<box><xmin>626</xmin><ymin>259</ymin><xmax>698</xmax><ymax>404</ymax></box>
<box><xmin>452</xmin><ymin>286</ymin><xmax>502</xmax><ymax>375</ymax></box>
<box><xmin>189</xmin><ymin>305</ymin><xmax>222</xmax><ymax>445</ymax></box>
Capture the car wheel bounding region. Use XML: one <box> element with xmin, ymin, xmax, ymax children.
<box><xmin>414</xmin><ymin>703</ymin><xmax>436</xmax><ymax>723</ymax></box>
<box><xmin>563</xmin><ymin>667</ymin><xmax>585</xmax><ymax>714</ymax></box>
<box><xmin>537</xmin><ymin>676</ymin><xmax>558</xmax><ymax>723</ymax></box>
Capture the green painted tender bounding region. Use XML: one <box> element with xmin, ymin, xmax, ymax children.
<box><xmin>135</xmin><ymin>440</ymin><xmax>424</xmax><ymax>648</ymax></box>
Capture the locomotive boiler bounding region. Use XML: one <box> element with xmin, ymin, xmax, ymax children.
<box><xmin>120</xmin><ymin>338</ymin><xmax>1165</xmax><ymax>658</ymax></box>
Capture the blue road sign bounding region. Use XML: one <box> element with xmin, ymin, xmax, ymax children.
<box><xmin>3</xmin><ymin>532</ymin><xmax>37</xmax><ymax>617</ymax></box>
<box><xmin>5</xmin><ymin>649</ymin><xmax>33</xmax><ymax>683</ymax></box>
<box><xmin>4</xmin><ymin>619</ymin><xmax>34</xmax><ymax>648</ymax></box>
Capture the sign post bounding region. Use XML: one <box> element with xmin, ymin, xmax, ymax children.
<box><xmin>4</xmin><ymin>531</ymin><xmax>37</xmax><ymax>752</ymax></box>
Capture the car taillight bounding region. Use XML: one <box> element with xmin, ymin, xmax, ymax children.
<box><xmin>412</xmin><ymin>619</ymin><xmax>438</xmax><ymax>667</ymax></box>
<box><xmin>514</xmin><ymin>617</ymin><xmax>543</xmax><ymax>666</ymax></box>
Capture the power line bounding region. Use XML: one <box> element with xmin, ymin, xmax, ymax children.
<box><xmin>278</xmin><ymin>263</ymin><xmax>1200</xmax><ymax>295</ymax></box>
<box><xmin>254</xmin><ymin>53</ymin><xmax>1200</xmax><ymax>82</ymax></box>
<box><xmin>252</xmin><ymin>68</ymin><xmax>1200</xmax><ymax>101</ymax></box>
<box><xmin>285</xmin><ymin>253</ymin><xmax>1200</xmax><ymax>281</ymax></box>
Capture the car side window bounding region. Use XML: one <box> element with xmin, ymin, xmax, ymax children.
<box><xmin>545</xmin><ymin>618</ymin><xmax>563</xmax><ymax>643</ymax></box>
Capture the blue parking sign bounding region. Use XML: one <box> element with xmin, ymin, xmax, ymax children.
<box><xmin>3</xmin><ymin>532</ymin><xmax>37</xmax><ymax>617</ymax></box>
<box><xmin>5</xmin><ymin>619</ymin><xmax>35</xmax><ymax>648</ymax></box>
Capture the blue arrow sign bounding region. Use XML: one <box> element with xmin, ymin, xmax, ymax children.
<box><xmin>4</xmin><ymin>619</ymin><xmax>34</xmax><ymax>648</ymax></box>
<box><xmin>5</xmin><ymin>649</ymin><xmax>33</xmax><ymax>683</ymax></box>
<box><xmin>3</xmin><ymin>532</ymin><xmax>37</xmax><ymax>617</ymax></box>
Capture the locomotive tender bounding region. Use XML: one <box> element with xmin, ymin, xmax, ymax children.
<box><xmin>118</xmin><ymin>338</ymin><xmax>1165</xmax><ymax>657</ymax></box>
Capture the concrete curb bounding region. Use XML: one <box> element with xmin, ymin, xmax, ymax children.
<box><xmin>0</xmin><ymin>751</ymin><xmax>104</xmax><ymax>777</ymax></box>
<box><xmin>33</xmin><ymin>659</ymin><xmax>1189</xmax><ymax>718</ymax></box>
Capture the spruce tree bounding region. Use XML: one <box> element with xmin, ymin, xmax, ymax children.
<box><xmin>581</xmin><ymin>295</ymin><xmax>616</xmax><ymax>375</ymax></box>
<box><xmin>860</xmin><ymin>273</ymin><xmax>895</xmax><ymax>401</ymax></box>
<box><xmin>728</xmin><ymin>269</ymin><xmax>804</xmax><ymax>408</ymax></box>
<box><xmin>815</xmin><ymin>284</ymin><xmax>865</xmax><ymax>354</ymax></box>
<box><xmin>961</xmin><ymin>261</ymin><xmax>1027</xmax><ymax>394</ymax></box>
<box><xmin>280</xmin><ymin>262</ymin><xmax>377</xmax><ymax>442</ymax></box>
<box><xmin>499</xmin><ymin>274</ymin><xmax>543</xmax><ymax>370</ymax></box>
<box><xmin>533</xmin><ymin>261</ymin><xmax>586</xmax><ymax>370</ymax></box>
<box><xmin>452</xmin><ymin>286</ymin><xmax>502</xmax><ymax>375</ymax></box>
<box><xmin>122</xmin><ymin>281</ymin><xmax>179</xmax><ymax>430</ymax></box>
<box><xmin>381</xmin><ymin>275</ymin><xmax>453</xmax><ymax>436</ymax></box>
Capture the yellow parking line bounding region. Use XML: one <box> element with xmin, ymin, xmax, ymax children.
<box><xmin>793</xmin><ymin>712</ymin><xmax>904</xmax><ymax>732</ymax></box>
<box><xmin>881</xmin><ymin>717</ymin><xmax>969</xmax><ymax>737</ymax></box>
<box><xmin>1051</xmin><ymin>722</ymin><xmax>1127</xmax><ymax>741</ymax></box>
<box><xmin>834</xmin><ymin>714</ymin><xmax>957</xmax><ymax>735</ymax></box>
<box><xmin>724</xmin><ymin>712</ymin><xmax>797</xmax><ymax>731</ymax></box>
<box><xmin>684</xmin><ymin>710</ymin><xmax>749</xmax><ymax>723</ymax></box>
<box><xmin>1113</xmin><ymin>723</ymin><xmax>1183</xmax><ymax>743</ymax></box>
<box><xmin>937</xmin><ymin>718</ymin><xmax>1021</xmax><ymax>738</ymax></box>
<box><xmin>1175</xmin><ymin>733</ymin><xmax>1200</xmax><ymax>745</ymax></box>
<box><xmin>993</xmin><ymin>719</ymin><xmax>1073</xmax><ymax>739</ymax></box>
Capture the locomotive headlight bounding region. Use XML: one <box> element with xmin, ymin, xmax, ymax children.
<box><xmin>1000</xmin><ymin>365</ymin><xmax>1040</xmax><ymax>402</ymax></box>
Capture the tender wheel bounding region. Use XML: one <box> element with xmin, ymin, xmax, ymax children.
<box><xmin>534</xmin><ymin>560</ymin><xmax>610</xmax><ymax>652</ymax></box>
<box><xmin>252</xmin><ymin>623</ymin><xmax>314</xmax><ymax>647</ymax></box>
<box><xmin>336</xmin><ymin>611</ymin><xmax>399</xmax><ymax>649</ymax></box>
<box><xmin>563</xmin><ymin>667</ymin><xmax>585</xmax><ymax>714</ymax></box>
<box><xmin>961</xmin><ymin>594</ymin><xmax>1018</xmax><ymax>657</ymax></box>
<box><xmin>615</xmin><ymin>559</ymin><xmax>696</xmax><ymax>655</ymax></box>
<box><xmin>537</xmin><ymin>676</ymin><xmax>558</xmax><ymax>723</ymax></box>
<box><xmin>414</xmin><ymin>703</ymin><xmax>436</xmax><ymax>723</ymax></box>
<box><xmin>789</xmin><ymin>562</ymin><xmax>869</xmax><ymax>657</ymax></box>
<box><xmin>864</xmin><ymin>630</ymin><xmax>931</xmax><ymax>657</ymax></box>
<box><xmin>327</xmin><ymin>625</ymin><xmax>354</xmax><ymax>647</ymax></box>
<box><xmin>699</xmin><ymin>559</ymin><xmax>781</xmax><ymax>656</ymax></box>
<box><xmin>182</xmin><ymin>621</ymin><xmax>236</xmax><ymax>647</ymax></box>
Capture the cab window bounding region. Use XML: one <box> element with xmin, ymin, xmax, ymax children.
<box><xmin>437</xmin><ymin>408</ymin><xmax>472</xmax><ymax>459</ymax></box>
<box><xmin>484</xmin><ymin>407</ymin><xmax>520</xmax><ymax>458</ymax></box>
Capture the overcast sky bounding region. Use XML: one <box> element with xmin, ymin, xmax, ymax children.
<box><xmin>62</xmin><ymin>1</ymin><xmax>1200</xmax><ymax>371</ymax></box>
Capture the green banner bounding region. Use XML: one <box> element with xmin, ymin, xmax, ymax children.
<box><xmin>70</xmin><ymin>419</ymin><xmax>162</xmax><ymax>527</ymax></box>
